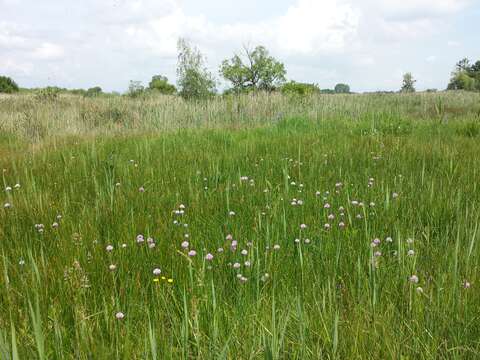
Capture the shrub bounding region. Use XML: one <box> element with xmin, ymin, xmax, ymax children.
<box><xmin>281</xmin><ymin>81</ymin><xmax>320</xmax><ymax>96</ymax></box>
<box><xmin>0</xmin><ymin>76</ymin><xmax>19</xmax><ymax>93</ymax></box>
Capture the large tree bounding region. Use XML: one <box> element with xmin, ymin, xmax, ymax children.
<box><xmin>334</xmin><ymin>83</ymin><xmax>350</xmax><ymax>94</ymax></box>
<box><xmin>400</xmin><ymin>73</ymin><xmax>416</xmax><ymax>93</ymax></box>
<box><xmin>448</xmin><ymin>58</ymin><xmax>480</xmax><ymax>91</ymax></box>
<box><xmin>220</xmin><ymin>45</ymin><xmax>286</xmax><ymax>93</ymax></box>
<box><xmin>176</xmin><ymin>38</ymin><xmax>216</xmax><ymax>100</ymax></box>
<box><xmin>0</xmin><ymin>76</ymin><xmax>19</xmax><ymax>93</ymax></box>
<box><xmin>148</xmin><ymin>75</ymin><xmax>176</xmax><ymax>95</ymax></box>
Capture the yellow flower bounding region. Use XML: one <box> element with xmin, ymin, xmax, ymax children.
<box><xmin>161</xmin><ymin>276</ymin><xmax>166</xmax><ymax>280</ymax></box>
<box><xmin>153</xmin><ymin>278</ymin><xmax>160</xmax><ymax>283</ymax></box>
<box><xmin>167</xmin><ymin>278</ymin><xmax>174</xmax><ymax>284</ymax></box>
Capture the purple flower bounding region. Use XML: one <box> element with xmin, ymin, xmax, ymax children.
<box><xmin>205</xmin><ymin>253</ymin><xmax>214</xmax><ymax>261</ymax></box>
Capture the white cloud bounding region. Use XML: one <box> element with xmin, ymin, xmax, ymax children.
<box><xmin>0</xmin><ymin>0</ymin><xmax>475</xmax><ymax>91</ymax></box>
<box><xmin>31</xmin><ymin>42</ymin><xmax>64</xmax><ymax>60</ymax></box>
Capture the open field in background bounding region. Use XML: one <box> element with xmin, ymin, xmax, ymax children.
<box><xmin>1</xmin><ymin>91</ymin><xmax>480</xmax><ymax>144</ymax></box>
<box><xmin>1</xmin><ymin>92</ymin><xmax>480</xmax><ymax>358</ymax></box>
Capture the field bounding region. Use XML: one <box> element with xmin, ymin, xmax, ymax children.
<box><xmin>1</xmin><ymin>91</ymin><xmax>480</xmax><ymax>358</ymax></box>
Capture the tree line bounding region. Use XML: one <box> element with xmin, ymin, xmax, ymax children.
<box><xmin>1</xmin><ymin>38</ymin><xmax>479</xmax><ymax>98</ymax></box>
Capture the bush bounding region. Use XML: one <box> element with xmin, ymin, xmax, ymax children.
<box><xmin>35</xmin><ymin>87</ymin><xmax>60</xmax><ymax>101</ymax></box>
<box><xmin>0</xmin><ymin>76</ymin><xmax>19</xmax><ymax>93</ymax></box>
<box><xmin>148</xmin><ymin>75</ymin><xmax>176</xmax><ymax>95</ymax></box>
<box><xmin>281</xmin><ymin>81</ymin><xmax>320</xmax><ymax>96</ymax></box>
<box><xmin>85</xmin><ymin>86</ymin><xmax>102</xmax><ymax>97</ymax></box>
<box><xmin>334</xmin><ymin>83</ymin><xmax>350</xmax><ymax>94</ymax></box>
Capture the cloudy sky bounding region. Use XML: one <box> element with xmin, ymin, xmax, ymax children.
<box><xmin>1</xmin><ymin>0</ymin><xmax>479</xmax><ymax>92</ymax></box>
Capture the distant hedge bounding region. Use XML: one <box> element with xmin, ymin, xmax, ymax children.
<box><xmin>0</xmin><ymin>76</ymin><xmax>19</xmax><ymax>93</ymax></box>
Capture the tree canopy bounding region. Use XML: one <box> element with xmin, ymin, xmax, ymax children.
<box><xmin>0</xmin><ymin>76</ymin><xmax>19</xmax><ymax>93</ymax></box>
<box><xmin>177</xmin><ymin>38</ymin><xmax>216</xmax><ymax>100</ymax></box>
<box><xmin>400</xmin><ymin>73</ymin><xmax>416</xmax><ymax>93</ymax></box>
<box><xmin>448</xmin><ymin>58</ymin><xmax>480</xmax><ymax>91</ymax></box>
<box><xmin>148</xmin><ymin>75</ymin><xmax>176</xmax><ymax>95</ymax></box>
<box><xmin>220</xmin><ymin>46</ymin><xmax>286</xmax><ymax>93</ymax></box>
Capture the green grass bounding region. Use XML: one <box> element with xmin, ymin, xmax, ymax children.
<box><xmin>1</xmin><ymin>93</ymin><xmax>480</xmax><ymax>358</ymax></box>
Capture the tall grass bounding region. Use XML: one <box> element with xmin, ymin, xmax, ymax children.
<box><xmin>0</xmin><ymin>92</ymin><xmax>480</xmax><ymax>358</ymax></box>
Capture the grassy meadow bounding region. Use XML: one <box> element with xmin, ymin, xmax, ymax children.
<box><xmin>1</xmin><ymin>91</ymin><xmax>480</xmax><ymax>358</ymax></box>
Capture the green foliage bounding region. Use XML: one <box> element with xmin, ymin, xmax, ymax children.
<box><xmin>127</xmin><ymin>81</ymin><xmax>145</xmax><ymax>98</ymax></box>
<box><xmin>85</xmin><ymin>86</ymin><xmax>102</xmax><ymax>97</ymax></box>
<box><xmin>281</xmin><ymin>81</ymin><xmax>319</xmax><ymax>96</ymax></box>
<box><xmin>34</xmin><ymin>87</ymin><xmax>60</xmax><ymax>101</ymax></box>
<box><xmin>220</xmin><ymin>45</ymin><xmax>286</xmax><ymax>93</ymax></box>
<box><xmin>0</xmin><ymin>76</ymin><xmax>19</xmax><ymax>93</ymax></box>
<box><xmin>400</xmin><ymin>72</ymin><xmax>416</xmax><ymax>93</ymax></box>
<box><xmin>334</xmin><ymin>83</ymin><xmax>350</xmax><ymax>94</ymax></box>
<box><xmin>448</xmin><ymin>58</ymin><xmax>480</xmax><ymax>91</ymax></box>
<box><xmin>148</xmin><ymin>75</ymin><xmax>176</xmax><ymax>95</ymax></box>
<box><xmin>177</xmin><ymin>38</ymin><xmax>216</xmax><ymax>100</ymax></box>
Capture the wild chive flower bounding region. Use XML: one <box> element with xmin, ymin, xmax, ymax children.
<box><xmin>328</xmin><ymin>214</ymin><xmax>335</xmax><ymax>220</ymax></box>
<box><xmin>4</xmin><ymin>202</ymin><xmax>11</xmax><ymax>209</ymax></box>
<box><xmin>273</xmin><ymin>244</ymin><xmax>280</xmax><ymax>250</ymax></box>
<box><xmin>229</xmin><ymin>211</ymin><xmax>236</xmax><ymax>216</ymax></box>
<box><xmin>463</xmin><ymin>281</ymin><xmax>471</xmax><ymax>289</ymax></box>
<box><xmin>188</xmin><ymin>250</ymin><xmax>197</xmax><ymax>257</ymax></box>
<box><xmin>233</xmin><ymin>262</ymin><xmax>241</xmax><ymax>269</ymax></box>
<box><xmin>181</xmin><ymin>241</ymin><xmax>189</xmax><ymax>249</ymax></box>
<box><xmin>407</xmin><ymin>238</ymin><xmax>414</xmax><ymax>244</ymax></box>
<box><xmin>241</xmin><ymin>249</ymin><xmax>248</xmax><ymax>256</ymax></box>
<box><xmin>324</xmin><ymin>203</ymin><xmax>331</xmax><ymax>209</ymax></box>
<box><xmin>300</xmin><ymin>224</ymin><xmax>307</xmax><ymax>229</ymax></box>
<box><xmin>138</xmin><ymin>186</ymin><xmax>145</xmax><ymax>192</ymax></box>
<box><xmin>109</xmin><ymin>264</ymin><xmax>117</xmax><ymax>271</ymax></box>
<box><xmin>385</xmin><ymin>237</ymin><xmax>393</xmax><ymax>243</ymax></box>
<box><xmin>136</xmin><ymin>235</ymin><xmax>144</xmax><ymax>244</ymax></box>
<box><xmin>324</xmin><ymin>223</ymin><xmax>331</xmax><ymax>230</ymax></box>
<box><xmin>14</xmin><ymin>183</ymin><xmax>20</xmax><ymax>189</ymax></box>
<box><xmin>392</xmin><ymin>192</ymin><xmax>399</xmax><ymax>199</ymax></box>
<box><xmin>5</xmin><ymin>186</ymin><xmax>12</xmax><ymax>192</ymax></box>
<box><xmin>304</xmin><ymin>238</ymin><xmax>311</xmax><ymax>244</ymax></box>
<box><xmin>115</xmin><ymin>312</ymin><xmax>125</xmax><ymax>320</ymax></box>
<box><xmin>153</xmin><ymin>268</ymin><xmax>161</xmax><ymax>276</ymax></box>
<box><xmin>121</xmin><ymin>243</ymin><xmax>127</xmax><ymax>248</ymax></box>
<box><xmin>217</xmin><ymin>247</ymin><xmax>224</xmax><ymax>253</ymax></box>
<box><xmin>244</xmin><ymin>261</ymin><xmax>251</xmax><ymax>267</ymax></box>
<box><xmin>416</xmin><ymin>287</ymin><xmax>423</xmax><ymax>293</ymax></box>
<box><xmin>205</xmin><ymin>253</ymin><xmax>214</xmax><ymax>261</ymax></box>
<box><xmin>409</xmin><ymin>275</ymin><xmax>419</xmax><ymax>284</ymax></box>
<box><xmin>106</xmin><ymin>245</ymin><xmax>114</xmax><ymax>252</ymax></box>
<box><xmin>52</xmin><ymin>222</ymin><xmax>59</xmax><ymax>228</ymax></box>
<box><xmin>407</xmin><ymin>250</ymin><xmax>415</xmax><ymax>256</ymax></box>
<box><xmin>226</xmin><ymin>234</ymin><xmax>233</xmax><ymax>240</ymax></box>
<box><xmin>374</xmin><ymin>251</ymin><xmax>382</xmax><ymax>257</ymax></box>
<box><xmin>19</xmin><ymin>259</ymin><xmax>25</xmax><ymax>266</ymax></box>
<box><xmin>294</xmin><ymin>238</ymin><xmax>300</xmax><ymax>244</ymax></box>
<box><xmin>239</xmin><ymin>276</ymin><xmax>248</xmax><ymax>283</ymax></box>
<box><xmin>338</xmin><ymin>222</ymin><xmax>345</xmax><ymax>228</ymax></box>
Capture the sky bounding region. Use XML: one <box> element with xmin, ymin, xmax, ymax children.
<box><xmin>1</xmin><ymin>0</ymin><xmax>479</xmax><ymax>92</ymax></box>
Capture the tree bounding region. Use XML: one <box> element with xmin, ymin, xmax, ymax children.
<box><xmin>334</xmin><ymin>83</ymin><xmax>350</xmax><ymax>94</ymax></box>
<box><xmin>220</xmin><ymin>45</ymin><xmax>286</xmax><ymax>93</ymax></box>
<box><xmin>85</xmin><ymin>86</ymin><xmax>102</xmax><ymax>97</ymax></box>
<box><xmin>400</xmin><ymin>73</ymin><xmax>416</xmax><ymax>93</ymax></box>
<box><xmin>127</xmin><ymin>80</ymin><xmax>144</xmax><ymax>98</ymax></box>
<box><xmin>148</xmin><ymin>75</ymin><xmax>176</xmax><ymax>95</ymax></box>
<box><xmin>176</xmin><ymin>38</ymin><xmax>216</xmax><ymax>100</ymax></box>
<box><xmin>447</xmin><ymin>58</ymin><xmax>480</xmax><ymax>91</ymax></box>
<box><xmin>0</xmin><ymin>76</ymin><xmax>19</xmax><ymax>93</ymax></box>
